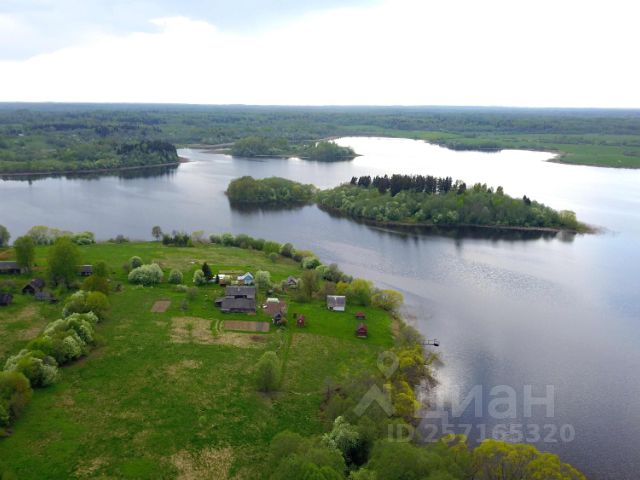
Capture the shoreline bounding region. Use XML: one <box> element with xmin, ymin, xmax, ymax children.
<box><xmin>317</xmin><ymin>204</ymin><xmax>594</xmax><ymax>235</ymax></box>
<box><xmin>0</xmin><ymin>157</ymin><xmax>189</xmax><ymax>178</ymax></box>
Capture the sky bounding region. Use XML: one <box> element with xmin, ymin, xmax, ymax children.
<box><xmin>0</xmin><ymin>0</ymin><xmax>639</xmax><ymax>107</ymax></box>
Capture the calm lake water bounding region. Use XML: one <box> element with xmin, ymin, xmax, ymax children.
<box><xmin>1</xmin><ymin>137</ymin><xmax>639</xmax><ymax>479</ymax></box>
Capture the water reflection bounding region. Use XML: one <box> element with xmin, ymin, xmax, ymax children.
<box><xmin>0</xmin><ymin>164</ymin><xmax>179</xmax><ymax>183</ymax></box>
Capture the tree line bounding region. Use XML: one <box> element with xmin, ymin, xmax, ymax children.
<box><xmin>350</xmin><ymin>174</ymin><xmax>457</xmax><ymax>196</ymax></box>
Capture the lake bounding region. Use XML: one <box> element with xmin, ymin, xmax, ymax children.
<box><xmin>1</xmin><ymin>137</ymin><xmax>639</xmax><ymax>479</ymax></box>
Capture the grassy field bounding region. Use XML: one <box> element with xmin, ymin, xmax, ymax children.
<box><xmin>0</xmin><ymin>242</ymin><xmax>392</xmax><ymax>479</ymax></box>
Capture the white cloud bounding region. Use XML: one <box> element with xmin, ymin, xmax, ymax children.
<box><xmin>1</xmin><ymin>0</ymin><xmax>639</xmax><ymax>107</ymax></box>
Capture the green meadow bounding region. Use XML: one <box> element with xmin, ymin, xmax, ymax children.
<box><xmin>0</xmin><ymin>242</ymin><xmax>392</xmax><ymax>479</ymax></box>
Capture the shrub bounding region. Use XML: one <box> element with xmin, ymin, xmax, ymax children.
<box><xmin>0</xmin><ymin>371</ymin><xmax>32</xmax><ymax>429</ymax></box>
<box><xmin>168</xmin><ymin>269</ymin><xmax>183</xmax><ymax>284</ymax></box>
<box><xmin>62</xmin><ymin>290</ymin><xmax>109</xmax><ymax>320</ymax></box>
<box><xmin>29</xmin><ymin>313</ymin><xmax>98</xmax><ymax>365</ymax></box>
<box><xmin>268</xmin><ymin>252</ymin><xmax>278</xmax><ymax>263</ymax></box>
<box><xmin>129</xmin><ymin>256</ymin><xmax>143</xmax><ymax>269</ymax></box>
<box><xmin>234</xmin><ymin>234</ymin><xmax>253</xmax><ymax>248</ymax></box>
<box><xmin>209</xmin><ymin>234</ymin><xmax>222</xmax><ymax>244</ymax></box>
<box><xmin>193</xmin><ymin>269</ymin><xmax>207</xmax><ymax>286</ymax></box>
<box><xmin>3</xmin><ymin>350</ymin><xmax>59</xmax><ymax>388</ymax></box>
<box><xmin>221</xmin><ymin>233</ymin><xmax>235</xmax><ymax>246</ymax></box>
<box><xmin>71</xmin><ymin>231</ymin><xmax>95</xmax><ymax>245</ymax></box>
<box><xmin>347</xmin><ymin>279</ymin><xmax>373</xmax><ymax>306</ymax></box>
<box><xmin>302</xmin><ymin>256</ymin><xmax>321</xmax><ymax>270</ymax></box>
<box><xmin>128</xmin><ymin>264</ymin><xmax>163</xmax><ymax>286</ymax></box>
<box><xmin>256</xmin><ymin>351</ymin><xmax>281</xmax><ymax>392</ymax></box>
<box><xmin>263</xmin><ymin>240</ymin><xmax>281</xmax><ymax>255</ymax></box>
<box><xmin>372</xmin><ymin>289</ymin><xmax>404</xmax><ymax>312</ymax></box>
<box><xmin>186</xmin><ymin>287</ymin><xmax>198</xmax><ymax>301</ymax></box>
<box><xmin>82</xmin><ymin>275</ymin><xmax>110</xmax><ymax>295</ymax></box>
<box><xmin>280</xmin><ymin>242</ymin><xmax>294</xmax><ymax>258</ymax></box>
<box><xmin>293</xmin><ymin>249</ymin><xmax>314</xmax><ymax>262</ymax></box>
<box><xmin>250</xmin><ymin>238</ymin><xmax>265</xmax><ymax>250</ymax></box>
<box><xmin>255</xmin><ymin>270</ymin><xmax>272</xmax><ymax>291</ymax></box>
<box><xmin>174</xmin><ymin>284</ymin><xmax>188</xmax><ymax>293</ymax></box>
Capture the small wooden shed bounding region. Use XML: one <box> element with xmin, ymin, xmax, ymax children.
<box><xmin>356</xmin><ymin>323</ymin><xmax>368</xmax><ymax>338</ymax></box>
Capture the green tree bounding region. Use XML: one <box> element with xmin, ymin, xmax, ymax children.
<box><xmin>371</xmin><ymin>289</ymin><xmax>404</xmax><ymax>312</ymax></box>
<box><xmin>48</xmin><ymin>237</ymin><xmax>80</xmax><ymax>287</ymax></box>
<box><xmin>473</xmin><ymin>440</ymin><xmax>586</xmax><ymax>480</ymax></box>
<box><xmin>193</xmin><ymin>269</ymin><xmax>206</xmax><ymax>286</ymax></box>
<box><xmin>151</xmin><ymin>226</ymin><xmax>163</xmax><ymax>240</ymax></box>
<box><xmin>255</xmin><ymin>351</ymin><xmax>281</xmax><ymax>392</ymax></box>
<box><xmin>0</xmin><ymin>225</ymin><xmax>9</xmax><ymax>247</ymax></box>
<box><xmin>13</xmin><ymin>236</ymin><xmax>35</xmax><ymax>272</ymax></box>
<box><xmin>301</xmin><ymin>269</ymin><xmax>319</xmax><ymax>300</ymax></box>
<box><xmin>202</xmin><ymin>262</ymin><xmax>213</xmax><ymax>281</ymax></box>
<box><xmin>255</xmin><ymin>270</ymin><xmax>272</xmax><ymax>291</ymax></box>
<box><xmin>347</xmin><ymin>279</ymin><xmax>374</xmax><ymax>306</ymax></box>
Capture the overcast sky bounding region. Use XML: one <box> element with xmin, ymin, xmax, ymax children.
<box><xmin>1</xmin><ymin>0</ymin><xmax>638</xmax><ymax>107</ymax></box>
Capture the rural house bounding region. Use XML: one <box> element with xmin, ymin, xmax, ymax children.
<box><xmin>78</xmin><ymin>265</ymin><xmax>93</xmax><ymax>276</ymax></box>
<box><xmin>286</xmin><ymin>276</ymin><xmax>299</xmax><ymax>288</ymax></box>
<box><xmin>0</xmin><ymin>261</ymin><xmax>21</xmax><ymax>274</ymax></box>
<box><xmin>237</xmin><ymin>272</ymin><xmax>254</xmax><ymax>285</ymax></box>
<box><xmin>22</xmin><ymin>278</ymin><xmax>45</xmax><ymax>295</ymax></box>
<box><xmin>327</xmin><ymin>295</ymin><xmax>346</xmax><ymax>312</ymax></box>
<box><xmin>215</xmin><ymin>285</ymin><xmax>257</xmax><ymax>313</ymax></box>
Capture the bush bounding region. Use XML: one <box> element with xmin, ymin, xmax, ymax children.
<box><xmin>0</xmin><ymin>371</ymin><xmax>32</xmax><ymax>429</ymax></box>
<box><xmin>129</xmin><ymin>256</ymin><xmax>143</xmax><ymax>269</ymax></box>
<box><xmin>168</xmin><ymin>269</ymin><xmax>183</xmax><ymax>284</ymax></box>
<box><xmin>71</xmin><ymin>231</ymin><xmax>95</xmax><ymax>245</ymax></box>
<box><xmin>3</xmin><ymin>350</ymin><xmax>59</xmax><ymax>388</ymax></box>
<box><xmin>221</xmin><ymin>233</ymin><xmax>235</xmax><ymax>246</ymax></box>
<box><xmin>186</xmin><ymin>287</ymin><xmax>198</xmax><ymax>301</ymax></box>
<box><xmin>293</xmin><ymin>249</ymin><xmax>314</xmax><ymax>262</ymax></box>
<box><xmin>209</xmin><ymin>234</ymin><xmax>222</xmax><ymax>244</ymax></box>
<box><xmin>268</xmin><ymin>252</ymin><xmax>278</xmax><ymax>263</ymax></box>
<box><xmin>255</xmin><ymin>270</ymin><xmax>272</xmax><ymax>291</ymax></box>
<box><xmin>128</xmin><ymin>264</ymin><xmax>163</xmax><ymax>286</ymax></box>
<box><xmin>371</xmin><ymin>289</ymin><xmax>404</xmax><ymax>312</ymax></box>
<box><xmin>280</xmin><ymin>242</ymin><xmax>294</xmax><ymax>258</ymax></box>
<box><xmin>302</xmin><ymin>256</ymin><xmax>321</xmax><ymax>269</ymax></box>
<box><xmin>28</xmin><ymin>313</ymin><xmax>98</xmax><ymax>365</ymax></box>
<box><xmin>82</xmin><ymin>275</ymin><xmax>110</xmax><ymax>295</ymax></box>
<box><xmin>347</xmin><ymin>279</ymin><xmax>373</xmax><ymax>306</ymax></box>
<box><xmin>193</xmin><ymin>269</ymin><xmax>207</xmax><ymax>286</ymax></box>
<box><xmin>62</xmin><ymin>290</ymin><xmax>110</xmax><ymax>320</ymax></box>
<box><xmin>256</xmin><ymin>351</ymin><xmax>281</xmax><ymax>392</ymax></box>
<box><xmin>263</xmin><ymin>240</ymin><xmax>281</xmax><ymax>255</ymax></box>
<box><xmin>174</xmin><ymin>284</ymin><xmax>188</xmax><ymax>293</ymax></box>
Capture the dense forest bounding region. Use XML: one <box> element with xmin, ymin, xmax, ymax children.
<box><xmin>226</xmin><ymin>176</ymin><xmax>317</xmax><ymax>205</ymax></box>
<box><xmin>316</xmin><ymin>175</ymin><xmax>586</xmax><ymax>231</ymax></box>
<box><xmin>1</xmin><ymin>104</ymin><xmax>639</xmax><ymax>173</ymax></box>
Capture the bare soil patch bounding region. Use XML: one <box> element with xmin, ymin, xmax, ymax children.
<box><xmin>222</xmin><ymin>320</ymin><xmax>269</xmax><ymax>333</ymax></box>
<box><xmin>172</xmin><ymin>447</ymin><xmax>234</xmax><ymax>480</ymax></box>
<box><xmin>166</xmin><ymin>359</ymin><xmax>203</xmax><ymax>377</ymax></box>
<box><xmin>151</xmin><ymin>299</ymin><xmax>171</xmax><ymax>313</ymax></box>
<box><xmin>170</xmin><ymin>317</ymin><xmax>215</xmax><ymax>344</ymax></box>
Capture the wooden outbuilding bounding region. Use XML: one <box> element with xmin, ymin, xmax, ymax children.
<box><xmin>296</xmin><ymin>315</ymin><xmax>306</xmax><ymax>328</ymax></box>
<box><xmin>0</xmin><ymin>293</ymin><xmax>12</xmax><ymax>306</ymax></box>
<box><xmin>356</xmin><ymin>323</ymin><xmax>368</xmax><ymax>338</ymax></box>
<box><xmin>22</xmin><ymin>278</ymin><xmax>45</xmax><ymax>295</ymax></box>
<box><xmin>0</xmin><ymin>261</ymin><xmax>21</xmax><ymax>275</ymax></box>
<box><xmin>355</xmin><ymin>311</ymin><xmax>366</xmax><ymax>320</ymax></box>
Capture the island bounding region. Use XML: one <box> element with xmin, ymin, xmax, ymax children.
<box><xmin>226</xmin><ymin>176</ymin><xmax>317</xmax><ymax>205</ymax></box>
<box><xmin>0</xmin><ymin>230</ymin><xmax>586</xmax><ymax>479</ymax></box>
<box><xmin>226</xmin><ymin>175</ymin><xmax>589</xmax><ymax>233</ymax></box>
<box><xmin>230</xmin><ymin>136</ymin><xmax>357</xmax><ymax>161</ymax></box>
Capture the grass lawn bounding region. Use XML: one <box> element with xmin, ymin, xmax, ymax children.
<box><xmin>0</xmin><ymin>242</ymin><xmax>392</xmax><ymax>479</ymax></box>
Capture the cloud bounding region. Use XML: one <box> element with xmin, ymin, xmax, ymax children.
<box><xmin>0</xmin><ymin>0</ymin><xmax>379</xmax><ymax>60</ymax></box>
<box><xmin>0</xmin><ymin>0</ymin><xmax>638</xmax><ymax>107</ymax></box>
